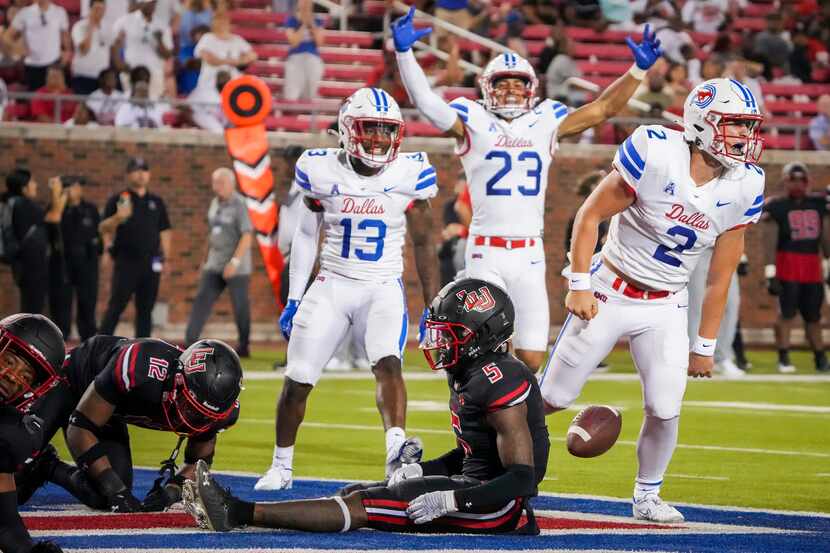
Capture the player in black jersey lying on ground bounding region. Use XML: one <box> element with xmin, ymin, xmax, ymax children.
<box><xmin>0</xmin><ymin>314</ymin><xmax>243</xmax><ymax>553</ymax></box>
<box><xmin>183</xmin><ymin>278</ymin><xmax>550</xmax><ymax>535</ymax></box>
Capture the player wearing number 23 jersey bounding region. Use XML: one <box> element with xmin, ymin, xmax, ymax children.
<box><xmin>392</xmin><ymin>6</ymin><xmax>664</xmax><ymax>370</ymax></box>
<box><xmin>540</xmin><ymin>78</ymin><xmax>766</xmax><ymax>524</ymax></box>
<box><xmin>255</xmin><ymin>88</ymin><xmax>440</xmax><ymax>492</ymax></box>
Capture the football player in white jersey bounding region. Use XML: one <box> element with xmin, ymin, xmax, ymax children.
<box><xmin>254</xmin><ymin>87</ymin><xmax>439</xmax><ymax>490</ymax></box>
<box><xmin>539</xmin><ymin>78</ymin><xmax>766</xmax><ymax>522</ymax></box>
<box><xmin>392</xmin><ymin>7</ymin><xmax>662</xmax><ymax>371</ymax></box>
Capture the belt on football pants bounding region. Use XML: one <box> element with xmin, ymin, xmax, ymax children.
<box><xmin>611</xmin><ymin>277</ymin><xmax>671</xmax><ymax>300</ymax></box>
<box><xmin>474</xmin><ymin>236</ymin><xmax>536</xmax><ymax>249</ymax></box>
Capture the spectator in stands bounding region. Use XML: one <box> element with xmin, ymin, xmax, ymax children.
<box><xmin>180</xmin><ymin>0</ymin><xmax>213</xmax><ymax>51</ymax></box>
<box><xmin>1</xmin><ymin>0</ymin><xmax>30</xmax><ymax>64</ymax></box>
<box><xmin>194</xmin><ymin>10</ymin><xmax>256</xmax><ymax>93</ymax></box>
<box><xmin>434</xmin><ymin>0</ymin><xmax>472</xmax><ymax>37</ymax></box>
<box><xmin>81</xmin><ymin>0</ymin><xmax>129</xmax><ymax>37</ymax></box>
<box><xmin>753</xmin><ymin>13</ymin><xmax>793</xmax><ymax>79</ymax></box>
<box><xmin>665</xmin><ymin>62</ymin><xmax>691</xmax><ymax>109</ymax></box>
<box><xmin>178</xmin><ymin>24</ymin><xmax>210</xmax><ymax>95</ymax></box>
<box><xmin>681</xmin><ymin>0</ymin><xmax>729</xmax><ymax>35</ymax></box>
<box><xmin>153</xmin><ymin>0</ymin><xmax>183</xmax><ymax>29</ymax></box>
<box><xmin>790</xmin><ymin>28</ymin><xmax>813</xmax><ymax>83</ymax></box>
<box><xmin>633</xmin><ymin>0</ymin><xmax>677</xmax><ymax>29</ymax></box>
<box><xmin>601</xmin><ymin>0</ymin><xmax>639</xmax><ymax>30</ymax></box>
<box><xmin>634</xmin><ymin>68</ymin><xmax>673</xmax><ymax>115</ymax></box>
<box><xmin>520</xmin><ymin>0</ymin><xmax>561</xmax><ymax>26</ymax></box>
<box><xmin>70</xmin><ymin>0</ymin><xmax>113</xmax><ymax>95</ymax></box>
<box><xmin>656</xmin><ymin>18</ymin><xmax>694</xmax><ymax>65</ymax></box>
<box><xmin>809</xmin><ymin>94</ymin><xmax>830</xmax><ymax>150</ymax></box>
<box><xmin>86</xmin><ymin>68</ymin><xmax>126</xmax><ymax>125</ymax></box>
<box><xmin>724</xmin><ymin>59</ymin><xmax>764</xmax><ymax>110</ymax></box>
<box><xmin>115</xmin><ymin>71</ymin><xmax>169</xmax><ymax>128</ymax></box>
<box><xmin>545</xmin><ymin>35</ymin><xmax>585</xmax><ymax>106</ymax></box>
<box><xmin>565</xmin><ymin>0</ymin><xmax>606</xmax><ymax>30</ymax></box>
<box><xmin>283</xmin><ymin>0</ymin><xmax>324</xmax><ymax>101</ymax></box>
<box><xmin>112</xmin><ymin>0</ymin><xmax>174</xmax><ymax>99</ymax></box>
<box><xmin>64</xmin><ymin>102</ymin><xmax>99</xmax><ymax>127</ymax></box>
<box><xmin>5</xmin><ymin>0</ymin><xmax>71</xmax><ymax>91</ymax></box>
<box><xmin>272</xmin><ymin>0</ymin><xmax>297</xmax><ymax>15</ymax></box>
<box><xmin>424</xmin><ymin>36</ymin><xmax>465</xmax><ymax>88</ymax></box>
<box><xmin>30</xmin><ymin>63</ymin><xmax>76</xmax><ymax>123</ymax></box>
<box><xmin>182</xmin><ymin>69</ymin><xmax>230</xmax><ymax>131</ymax></box>
<box><xmin>689</xmin><ymin>56</ymin><xmax>724</xmax><ymax>86</ymax></box>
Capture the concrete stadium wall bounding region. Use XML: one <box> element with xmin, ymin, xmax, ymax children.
<box><xmin>2</xmin><ymin>124</ymin><xmax>830</xmax><ymax>344</ymax></box>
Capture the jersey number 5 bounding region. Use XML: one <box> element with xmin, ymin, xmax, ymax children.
<box><xmin>340</xmin><ymin>218</ymin><xmax>387</xmax><ymax>261</ymax></box>
<box><xmin>485</xmin><ymin>150</ymin><xmax>542</xmax><ymax>196</ymax></box>
<box><xmin>482</xmin><ymin>362</ymin><xmax>503</xmax><ymax>383</ymax></box>
<box><xmin>652</xmin><ymin>225</ymin><xmax>697</xmax><ymax>267</ymax></box>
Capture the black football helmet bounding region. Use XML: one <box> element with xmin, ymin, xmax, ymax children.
<box><xmin>0</xmin><ymin>314</ymin><xmax>65</xmax><ymax>411</ymax></box>
<box><xmin>163</xmin><ymin>339</ymin><xmax>243</xmax><ymax>436</ymax></box>
<box><xmin>422</xmin><ymin>278</ymin><xmax>514</xmax><ymax>372</ymax></box>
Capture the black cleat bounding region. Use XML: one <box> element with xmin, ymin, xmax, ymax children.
<box><xmin>182</xmin><ymin>460</ymin><xmax>241</xmax><ymax>532</ymax></box>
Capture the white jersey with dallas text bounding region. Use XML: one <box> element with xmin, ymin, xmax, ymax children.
<box><xmin>602</xmin><ymin>125</ymin><xmax>765</xmax><ymax>292</ymax></box>
<box><xmin>294</xmin><ymin>148</ymin><xmax>437</xmax><ymax>281</ymax></box>
<box><xmin>449</xmin><ymin>97</ymin><xmax>570</xmax><ymax>237</ymax></box>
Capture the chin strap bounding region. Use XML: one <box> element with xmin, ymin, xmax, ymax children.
<box><xmin>148</xmin><ymin>435</ymin><xmax>185</xmax><ymax>496</ymax></box>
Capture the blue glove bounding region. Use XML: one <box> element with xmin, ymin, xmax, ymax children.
<box><xmin>391</xmin><ymin>6</ymin><xmax>432</xmax><ymax>53</ymax></box>
<box><xmin>625</xmin><ymin>23</ymin><xmax>662</xmax><ymax>71</ymax></box>
<box><xmin>417</xmin><ymin>308</ymin><xmax>429</xmax><ymax>344</ymax></box>
<box><xmin>279</xmin><ymin>299</ymin><xmax>300</xmax><ymax>340</ymax></box>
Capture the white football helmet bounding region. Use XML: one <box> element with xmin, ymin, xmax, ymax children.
<box><xmin>338</xmin><ymin>87</ymin><xmax>405</xmax><ymax>168</ymax></box>
<box><xmin>683</xmin><ymin>78</ymin><xmax>764</xmax><ymax>168</ymax></box>
<box><xmin>480</xmin><ymin>52</ymin><xmax>539</xmax><ymax>120</ymax></box>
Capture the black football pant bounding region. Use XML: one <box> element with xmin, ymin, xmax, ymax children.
<box><xmin>100</xmin><ymin>255</ymin><xmax>160</xmax><ymax>338</ymax></box>
<box><xmin>185</xmin><ymin>271</ymin><xmax>250</xmax><ymax>348</ymax></box>
<box><xmin>49</xmin><ymin>253</ymin><xmax>99</xmax><ymax>341</ymax></box>
<box><xmin>12</xmin><ymin>252</ymin><xmax>48</xmax><ymax>315</ymax></box>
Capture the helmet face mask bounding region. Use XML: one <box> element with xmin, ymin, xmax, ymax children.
<box><xmin>163</xmin><ymin>373</ymin><xmax>236</xmax><ymax>437</ymax></box>
<box><xmin>421</xmin><ymin>320</ymin><xmax>474</xmax><ymax>371</ymax></box>
<box><xmin>338</xmin><ymin>88</ymin><xmax>405</xmax><ymax>169</ymax></box>
<box><xmin>703</xmin><ymin>111</ymin><xmax>764</xmax><ymax>166</ymax></box>
<box><xmin>481</xmin><ymin>53</ymin><xmax>538</xmax><ymax>120</ymax></box>
<box><xmin>0</xmin><ymin>314</ymin><xmax>64</xmax><ymax>412</ymax></box>
<box><xmin>0</xmin><ymin>348</ymin><xmax>38</xmax><ymax>406</ymax></box>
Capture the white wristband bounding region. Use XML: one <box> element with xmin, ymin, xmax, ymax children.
<box><xmin>568</xmin><ymin>272</ymin><xmax>592</xmax><ymax>291</ymax></box>
<box><xmin>692</xmin><ymin>336</ymin><xmax>717</xmax><ymax>356</ymax></box>
<box><xmin>764</xmin><ymin>264</ymin><xmax>776</xmax><ymax>279</ymax></box>
<box><xmin>628</xmin><ymin>64</ymin><xmax>647</xmax><ymax>80</ymax></box>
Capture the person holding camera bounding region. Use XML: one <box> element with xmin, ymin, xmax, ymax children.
<box><xmin>46</xmin><ymin>175</ymin><xmax>102</xmax><ymax>341</ymax></box>
<box><xmin>98</xmin><ymin>157</ymin><xmax>171</xmax><ymax>338</ymax></box>
<box><xmin>112</xmin><ymin>0</ymin><xmax>174</xmax><ymax>99</ymax></box>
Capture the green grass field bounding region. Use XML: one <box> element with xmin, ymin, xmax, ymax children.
<box><xmin>53</xmin><ymin>347</ymin><xmax>830</xmax><ymax>514</ymax></box>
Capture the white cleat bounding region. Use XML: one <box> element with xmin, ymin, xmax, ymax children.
<box><xmin>324</xmin><ymin>356</ymin><xmax>351</xmax><ymax>372</ymax></box>
<box><xmin>253</xmin><ymin>465</ymin><xmax>293</xmax><ymax>490</ymax></box>
<box><xmin>385</xmin><ymin>436</ymin><xmax>424</xmax><ymax>477</ymax></box>
<box><xmin>633</xmin><ymin>494</ymin><xmax>685</xmax><ymax>523</ymax></box>
<box><xmin>778</xmin><ymin>363</ymin><xmax>797</xmax><ymax>374</ymax></box>
<box><xmin>715</xmin><ymin>359</ymin><xmax>746</xmax><ymax>379</ymax></box>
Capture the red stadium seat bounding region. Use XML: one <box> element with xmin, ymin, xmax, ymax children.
<box><xmin>405</xmin><ymin>120</ymin><xmax>444</xmax><ymax>137</ymax></box>
<box><xmin>576</xmin><ymin>60</ymin><xmax>630</xmax><ymax>76</ymax></box>
<box><xmin>442</xmin><ymin>87</ymin><xmax>478</xmax><ymax>100</ymax></box>
<box><xmin>248</xmin><ymin>61</ymin><xmax>375</xmax><ymax>81</ymax></box>
<box><xmin>235</xmin><ymin>27</ymin><xmax>374</xmax><ymax>48</ymax></box>
<box><xmin>263</xmin><ymin>78</ymin><xmax>361</xmax><ymax>99</ymax></box>
<box><xmin>236</xmin><ymin>0</ymin><xmax>271</xmax><ymax>9</ymax></box>
<box><xmin>733</xmin><ymin>17</ymin><xmax>767</xmax><ymax>32</ymax></box>
<box><xmin>743</xmin><ymin>3</ymin><xmax>776</xmax><ymax>17</ymax></box>
<box><xmin>230</xmin><ymin>10</ymin><xmax>289</xmax><ymax>25</ymax></box>
<box><xmin>53</xmin><ymin>0</ymin><xmax>80</xmax><ymax>15</ymax></box>
<box><xmin>523</xmin><ymin>25</ymin><xmax>551</xmax><ymax>40</ymax></box>
<box><xmin>571</xmin><ymin>43</ymin><xmax>633</xmax><ymax>60</ymax></box>
<box><xmin>764</xmin><ymin>100</ymin><xmax>819</xmax><ymax>115</ymax></box>
<box><xmin>762</xmin><ymin>133</ymin><xmax>811</xmax><ymax>150</ymax></box>
<box><xmin>253</xmin><ymin>45</ymin><xmax>383</xmax><ymax>65</ymax></box>
<box><xmin>762</xmin><ymin>83</ymin><xmax>830</xmax><ymax>98</ymax></box>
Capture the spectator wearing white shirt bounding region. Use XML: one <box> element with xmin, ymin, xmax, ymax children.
<box><xmin>112</xmin><ymin>0</ymin><xmax>174</xmax><ymax>99</ymax></box>
<box><xmin>71</xmin><ymin>0</ymin><xmax>113</xmax><ymax>94</ymax></box>
<box><xmin>115</xmin><ymin>70</ymin><xmax>169</xmax><ymax>128</ymax></box>
<box><xmin>681</xmin><ymin>0</ymin><xmax>729</xmax><ymax>35</ymax></box>
<box><xmin>5</xmin><ymin>0</ymin><xmax>71</xmax><ymax>90</ymax></box>
<box><xmin>86</xmin><ymin>68</ymin><xmax>126</xmax><ymax>125</ymax></box>
<box><xmin>182</xmin><ymin>69</ymin><xmax>230</xmax><ymax>132</ymax></box>
<box><xmin>152</xmin><ymin>0</ymin><xmax>183</xmax><ymax>29</ymax></box>
<box><xmin>194</xmin><ymin>11</ymin><xmax>256</xmax><ymax>93</ymax></box>
<box><xmin>81</xmin><ymin>0</ymin><xmax>130</xmax><ymax>37</ymax></box>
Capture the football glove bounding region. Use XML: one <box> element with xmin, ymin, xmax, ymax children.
<box><xmin>417</xmin><ymin>308</ymin><xmax>428</xmax><ymax>345</ymax></box>
<box><xmin>625</xmin><ymin>23</ymin><xmax>662</xmax><ymax>71</ymax></box>
<box><xmin>141</xmin><ymin>478</ymin><xmax>184</xmax><ymax>512</ymax></box>
<box><xmin>109</xmin><ymin>489</ymin><xmax>143</xmax><ymax>513</ymax></box>
<box><xmin>31</xmin><ymin>542</ymin><xmax>64</xmax><ymax>553</ymax></box>
<box><xmin>406</xmin><ymin>489</ymin><xmax>457</xmax><ymax>524</ymax></box>
<box><xmin>392</xmin><ymin>7</ymin><xmax>432</xmax><ymax>53</ymax></box>
<box><xmin>388</xmin><ymin>462</ymin><xmax>423</xmax><ymax>487</ymax></box>
<box><xmin>279</xmin><ymin>299</ymin><xmax>300</xmax><ymax>339</ymax></box>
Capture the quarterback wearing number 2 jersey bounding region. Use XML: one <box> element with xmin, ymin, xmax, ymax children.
<box><xmin>393</xmin><ymin>6</ymin><xmax>664</xmax><ymax>370</ymax></box>
<box><xmin>255</xmin><ymin>88</ymin><xmax>439</xmax><ymax>492</ymax></box>
<box><xmin>540</xmin><ymin>78</ymin><xmax>766</xmax><ymax>524</ymax></box>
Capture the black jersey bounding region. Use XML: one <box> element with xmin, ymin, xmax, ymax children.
<box><xmin>65</xmin><ymin>336</ymin><xmax>238</xmax><ymax>440</ymax></box>
<box><xmin>448</xmin><ymin>351</ymin><xmax>550</xmax><ymax>485</ymax></box>
<box><xmin>763</xmin><ymin>194</ymin><xmax>827</xmax><ymax>254</ymax></box>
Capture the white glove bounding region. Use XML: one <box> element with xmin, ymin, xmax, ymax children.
<box><xmin>406</xmin><ymin>490</ymin><xmax>457</xmax><ymax>524</ymax></box>
<box><xmin>388</xmin><ymin>463</ymin><xmax>423</xmax><ymax>487</ymax></box>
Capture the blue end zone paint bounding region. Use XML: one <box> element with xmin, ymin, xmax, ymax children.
<box><xmin>24</xmin><ymin>470</ymin><xmax>830</xmax><ymax>552</ymax></box>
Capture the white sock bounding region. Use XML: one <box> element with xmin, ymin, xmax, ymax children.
<box><xmin>634</xmin><ymin>415</ymin><xmax>679</xmax><ymax>498</ymax></box>
<box><xmin>385</xmin><ymin>426</ymin><xmax>406</xmax><ymax>457</ymax></box>
<box><xmin>273</xmin><ymin>445</ymin><xmax>294</xmax><ymax>469</ymax></box>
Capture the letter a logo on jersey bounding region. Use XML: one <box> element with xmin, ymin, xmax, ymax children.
<box><xmin>457</xmin><ymin>286</ymin><xmax>496</xmax><ymax>313</ymax></box>
<box><xmin>184</xmin><ymin>347</ymin><xmax>214</xmax><ymax>374</ymax></box>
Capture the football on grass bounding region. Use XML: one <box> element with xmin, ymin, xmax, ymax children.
<box><xmin>566</xmin><ymin>405</ymin><xmax>622</xmax><ymax>458</ymax></box>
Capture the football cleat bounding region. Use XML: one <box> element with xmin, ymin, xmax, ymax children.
<box><xmin>254</xmin><ymin>465</ymin><xmax>293</xmax><ymax>490</ymax></box>
<box><xmin>182</xmin><ymin>460</ymin><xmax>239</xmax><ymax>532</ymax></box>
<box><xmin>715</xmin><ymin>359</ymin><xmax>745</xmax><ymax>379</ymax></box>
<box><xmin>778</xmin><ymin>362</ymin><xmax>797</xmax><ymax>374</ymax></box>
<box><xmin>385</xmin><ymin>436</ymin><xmax>423</xmax><ymax>477</ymax></box>
<box><xmin>632</xmin><ymin>493</ymin><xmax>684</xmax><ymax>523</ymax></box>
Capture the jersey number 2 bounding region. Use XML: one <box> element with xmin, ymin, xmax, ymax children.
<box><xmin>485</xmin><ymin>151</ymin><xmax>542</xmax><ymax>196</ymax></box>
<box><xmin>652</xmin><ymin>225</ymin><xmax>697</xmax><ymax>267</ymax></box>
<box><xmin>340</xmin><ymin>218</ymin><xmax>386</xmax><ymax>261</ymax></box>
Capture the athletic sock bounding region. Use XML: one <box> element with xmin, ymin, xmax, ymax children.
<box><xmin>229</xmin><ymin>497</ymin><xmax>255</xmax><ymax>526</ymax></box>
<box><xmin>778</xmin><ymin>348</ymin><xmax>791</xmax><ymax>366</ymax></box>
<box><xmin>635</xmin><ymin>415</ymin><xmax>679</xmax><ymax>499</ymax></box>
<box><xmin>272</xmin><ymin>445</ymin><xmax>294</xmax><ymax>470</ymax></box>
<box><xmin>385</xmin><ymin>426</ymin><xmax>406</xmax><ymax>458</ymax></box>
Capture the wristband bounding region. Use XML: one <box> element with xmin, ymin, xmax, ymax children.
<box><xmin>691</xmin><ymin>336</ymin><xmax>716</xmax><ymax>356</ymax></box>
<box><xmin>628</xmin><ymin>64</ymin><xmax>647</xmax><ymax>80</ymax></box>
<box><xmin>568</xmin><ymin>272</ymin><xmax>591</xmax><ymax>291</ymax></box>
<box><xmin>229</xmin><ymin>257</ymin><xmax>241</xmax><ymax>267</ymax></box>
<box><xmin>764</xmin><ymin>264</ymin><xmax>776</xmax><ymax>279</ymax></box>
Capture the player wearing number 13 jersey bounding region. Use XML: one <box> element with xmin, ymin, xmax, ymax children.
<box><xmin>540</xmin><ymin>78</ymin><xmax>766</xmax><ymax>523</ymax></box>
<box><xmin>392</xmin><ymin>6</ymin><xmax>664</xmax><ymax>370</ymax></box>
<box><xmin>255</xmin><ymin>87</ymin><xmax>440</xmax><ymax>491</ymax></box>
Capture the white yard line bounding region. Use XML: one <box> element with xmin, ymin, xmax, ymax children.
<box><xmin>683</xmin><ymin>401</ymin><xmax>830</xmax><ymax>414</ymax></box>
<box><xmin>665</xmin><ymin>473</ymin><xmax>730</xmax><ymax>481</ymax></box>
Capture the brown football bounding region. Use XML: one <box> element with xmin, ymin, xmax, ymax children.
<box><xmin>566</xmin><ymin>405</ymin><xmax>622</xmax><ymax>458</ymax></box>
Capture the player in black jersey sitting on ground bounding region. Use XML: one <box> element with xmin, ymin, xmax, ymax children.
<box><xmin>183</xmin><ymin>278</ymin><xmax>550</xmax><ymax>535</ymax></box>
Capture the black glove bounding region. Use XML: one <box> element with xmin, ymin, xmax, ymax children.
<box><xmin>141</xmin><ymin>481</ymin><xmax>183</xmax><ymax>512</ymax></box>
<box><xmin>31</xmin><ymin>541</ymin><xmax>64</xmax><ymax>553</ymax></box>
<box><xmin>109</xmin><ymin>489</ymin><xmax>142</xmax><ymax>512</ymax></box>
<box><xmin>767</xmin><ymin>277</ymin><xmax>783</xmax><ymax>296</ymax></box>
